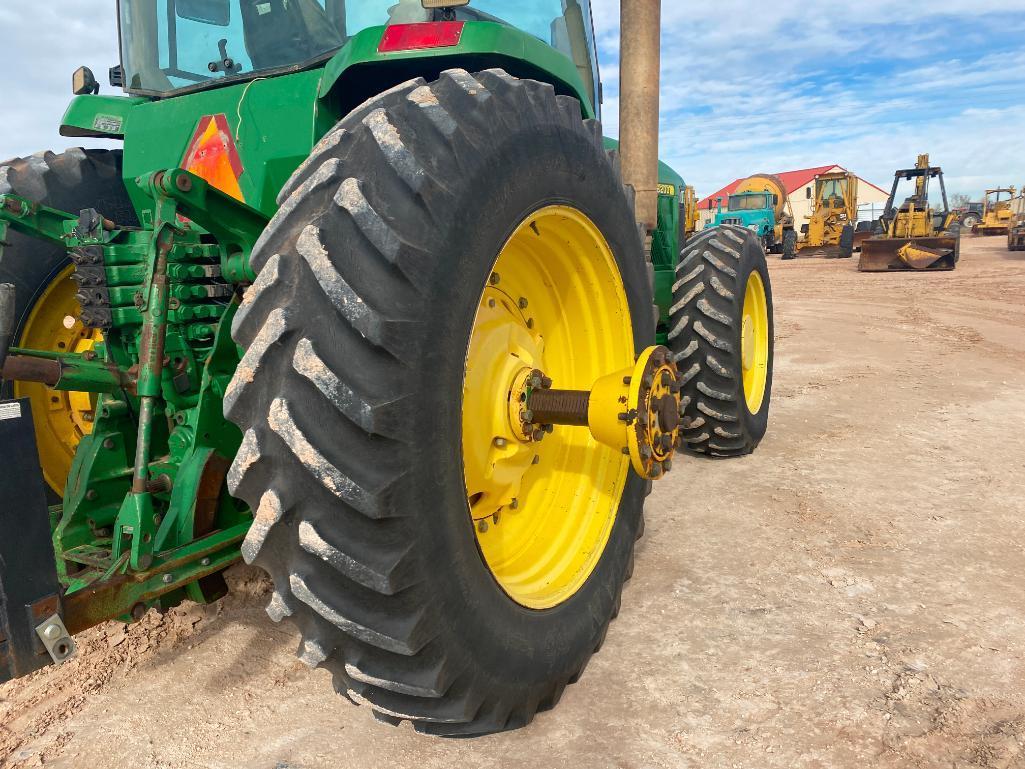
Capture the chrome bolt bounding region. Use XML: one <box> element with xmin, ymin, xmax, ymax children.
<box><xmin>42</xmin><ymin>623</ymin><xmax>62</xmax><ymax>641</ymax></box>
<box><xmin>530</xmin><ymin>375</ymin><xmax>542</xmax><ymax>388</ymax></box>
<box><xmin>103</xmin><ymin>438</ymin><xmax>115</xmax><ymax>450</ymax></box>
<box><xmin>162</xmin><ymin>573</ymin><xmax>174</xmax><ymax>584</ymax></box>
<box><xmin>200</xmin><ymin>557</ymin><xmax>211</xmax><ymax>567</ymax></box>
<box><xmin>494</xmin><ymin>437</ymin><xmax>508</xmax><ymax>449</ymax></box>
<box><xmin>520</xmin><ymin>409</ymin><xmax>534</xmax><ymax>423</ymax></box>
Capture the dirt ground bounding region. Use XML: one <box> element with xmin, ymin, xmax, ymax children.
<box><xmin>2</xmin><ymin>235</ymin><xmax>1024</xmax><ymax>769</ymax></box>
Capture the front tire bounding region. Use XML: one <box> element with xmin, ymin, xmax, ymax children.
<box><xmin>667</xmin><ymin>225</ymin><xmax>774</xmax><ymax>457</ymax></box>
<box><xmin>781</xmin><ymin>228</ymin><xmax>798</xmax><ymax>260</ymax></box>
<box><xmin>224</xmin><ymin>70</ymin><xmax>652</xmax><ymax>735</ymax></box>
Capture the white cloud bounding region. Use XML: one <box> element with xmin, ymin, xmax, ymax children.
<box><xmin>593</xmin><ymin>0</ymin><xmax>1025</xmax><ymax>198</ymax></box>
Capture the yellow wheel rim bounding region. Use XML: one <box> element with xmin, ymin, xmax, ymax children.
<box><xmin>462</xmin><ymin>206</ymin><xmax>634</xmax><ymax>610</ymax></box>
<box><xmin>741</xmin><ymin>271</ymin><xmax>769</xmax><ymax>414</ymax></box>
<box><xmin>13</xmin><ymin>265</ymin><xmax>99</xmax><ymax>494</ymax></box>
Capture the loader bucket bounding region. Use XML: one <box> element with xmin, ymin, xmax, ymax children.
<box><xmin>858</xmin><ymin>235</ymin><xmax>959</xmax><ymax>272</ymax></box>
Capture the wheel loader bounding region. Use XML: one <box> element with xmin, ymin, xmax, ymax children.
<box><xmin>798</xmin><ymin>170</ymin><xmax>857</xmax><ymax>258</ymax></box>
<box><xmin>859</xmin><ymin>154</ymin><xmax>960</xmax><ymax>272</ymax></box>
<box><xmin>0</xmin><ymin>0</ymin><xmax>775</xmax><ymax>736</ymax></box>
<box><xmin>974</xmin><ymin>187</ymin><xmax>1017</xmax><ymax>236</ymax></box>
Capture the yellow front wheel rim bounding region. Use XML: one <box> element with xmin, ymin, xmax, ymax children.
<box><xmin>741</xmin><ymin>271</ymin><xmax>769</xmax><ymax>414</ymax></box>
<box><xmin>13</xmin><ymin>265</ymin><xmax>99</xmax><ymax>494</ymax></box>
<box><xmin>462</xmin><ymin>206</ymin><xmax>634</xmax><ymax>610</ymax></box>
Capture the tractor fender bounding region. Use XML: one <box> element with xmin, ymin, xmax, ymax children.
<box><xmin>316</xmin><ymin>22</ymin><xmax>597</xmax><ymax>127</ymax></box>
<box><xmin>59</xmin><ymin>94</ymin><xmax>146</xmax><ymax>141</ymax></box>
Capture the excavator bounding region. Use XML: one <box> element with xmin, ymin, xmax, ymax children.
<box><xmin>859</xmin><ymin>154</ymin><xmax>960</xmax><ymax>272</ymax></box>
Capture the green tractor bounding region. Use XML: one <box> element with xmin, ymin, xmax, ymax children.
<box><xmin>0</xmin><ymin>0</ymin><xmax>773</xmax><ymax>735</ymax></box>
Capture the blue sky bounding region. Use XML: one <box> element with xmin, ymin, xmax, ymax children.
<box><xmin>2</xmin><ymin>1</ymin><xmax>1023</xmax><ymax>200</ymax></box>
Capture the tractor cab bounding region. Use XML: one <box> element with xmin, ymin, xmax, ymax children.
<box><xmin>117</xmin><ymin>0</ymin><xmax>601</xmax><ymax>109</ymax></box>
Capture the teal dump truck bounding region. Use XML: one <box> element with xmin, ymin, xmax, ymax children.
<box><xmin>709</xmin><ymin>173</ymin><xmax>797</xmax><ymax>259</ymax></box>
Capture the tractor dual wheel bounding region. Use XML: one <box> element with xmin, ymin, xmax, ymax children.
<box><xmin>0</xmin><ymin>149</ymin><xmax>136</xmax><ymax>494</ymax></box>
<box><xmin>224</xmin><ymin>69</ymin><xmax>654</xmax><ymax>735</ymax></box>
<box><xmin>667</xmin><ymin>225</ymin><xmax>773</xmax><ymax>457</ymax></box>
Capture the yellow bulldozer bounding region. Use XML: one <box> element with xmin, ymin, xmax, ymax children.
<box><xmin>798</xmin><ymin>170</ymin><xmax>858</xmax><ymax>258</ymax></box>
<box><xmin>975</xmin><ymin>187</ymin><xmax>1017</xmax><ymax>236</ymax></box>
<box><xmin>859</xmin><ymin>154</ymin><xmax>960</xmax><ymax>272</ymax></box>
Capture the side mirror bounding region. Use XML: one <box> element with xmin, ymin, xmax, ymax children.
<box><xmin>72</xmin><ymin>66</ymin><xmax>99</xmax><ymax>96</ymax></box>
<box><xmin>177</xmin><ymin>0</ymin><xmax>230</xmax><ymax>26</ymax></box>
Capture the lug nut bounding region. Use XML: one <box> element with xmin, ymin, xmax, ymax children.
<box><xmin>489</xmin><ymin>272</ymin><xmax>500</xmax><ymax>285</ymax></box>
<box><xmin>532</xmin><ymin>429</ymin><xmax>545</xmax><ymax>441</ymax></box>
<box><xmin>530</xmin><ymin>375</ymin><xmax>542</xmax><ymax>388</ymax></box>
<box><xmin>663</xmin><ymin>458</ymin><xmax>672</xmax><ymax>472</ymax></box>
<box><xmin>478</xmin><ymin>519</ymin><xmax>489</xmax><ymax>533</ymax></box>
<box><xmin>488</xmin><ymin>298</ymin><xmax>496</xmax><ymax>308</ymax></box>
<box><xmin>518</xmin><ymin>297</ymin><xmax>528</xmax><ymax>309</ymax></box>
<box><xmin>541</xmin><ymin>376</ymin><xmax>553</xmax><ymax>389</ymax></box>
<box><xmin>623</xmin><ymin>376</ymin><xmax>632</xmax><ymax>385</ymax></box>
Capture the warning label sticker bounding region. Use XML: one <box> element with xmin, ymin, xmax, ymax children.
<box><xmin>93</xmin><ymin>114</ymin><xmax>123</xmax><ymax>134</ymax></box>
<box><xmin>0</xmin><ymin>402</ymin><xmax>22</xmax><ymax>421</ymax></box>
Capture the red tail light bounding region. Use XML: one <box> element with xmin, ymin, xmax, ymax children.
<box><xmin>378</xmin><ymin>22</ymin><xmax>465</xmax><ymax>53</ymax></box>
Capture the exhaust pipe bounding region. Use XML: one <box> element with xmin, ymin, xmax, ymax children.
<box><xmin>619</xmin><ymin>0</ymin><xmax>662</xmax><ymax>233</ymax></box>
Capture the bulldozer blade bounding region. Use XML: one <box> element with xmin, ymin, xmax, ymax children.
<box><xmin>858</xmin><ymin>236</ymin><xmax>959</xmax><ymax>272</ymax></box>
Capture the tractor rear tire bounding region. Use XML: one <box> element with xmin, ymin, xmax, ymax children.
<box><xmin>962</xmin><ymin>213</ymin><xmax>980</xmax><ymax>229</ymax></box>
<box><xmin>0</xmin><ymin>149</ymin><xmax>136</xmax><ymax>494</ymax></box>
<box><xmin>667</xmin><ymin>225</ymin><xmax>773</xmax><ymax>457</ymax></box>
<box><xmin>224</xmin><ymin>70</ymin><xmax>652</xmax><ymax>736</ymax></box>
